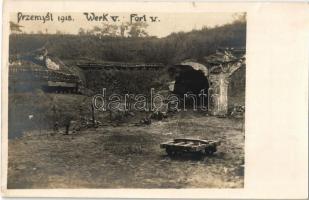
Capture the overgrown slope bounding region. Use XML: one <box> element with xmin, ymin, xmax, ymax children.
<box><xmin>9</xmin><ymin>21</ymin><xmax>246</xmax><ymax>64</ymax></box>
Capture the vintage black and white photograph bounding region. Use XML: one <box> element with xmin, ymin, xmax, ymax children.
<box><xmin>7</xmin><ymin>11</ymin><xmax>246</xmax><ymax>189</ymax></box>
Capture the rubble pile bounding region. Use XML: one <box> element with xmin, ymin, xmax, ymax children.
<box><xmin>230</xmin><ymin>105</ymin><xmax>245</xmax><ymax>118</ymax></box>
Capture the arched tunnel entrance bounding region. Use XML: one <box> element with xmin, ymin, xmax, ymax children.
<box><xmin>172</xmin><ymin>67</ymin><xmax>209</xmax><ymax>108</ymax></box>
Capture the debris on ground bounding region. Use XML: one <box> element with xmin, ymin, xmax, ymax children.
<box><xmin>150</xmin><ymin>111</ymin><xmax>168</xmax><ymax>121</ymax></box>
<box><xmin>8</xmin><ymin>113</ymin><xmax>244</xmax><ymax>188</ymax></box>
<box><xmin>230</xmin><ymin>105</ymin><xmax>245</xmax><ymax>118</ymax></box>
<box><xmin>139</xmin><ymin>117</ymin><xmax>152</xmax><ymax>125</ymax></box>
<box><xmin>160</xmin><ymin>138</ymin><xmax>221</xmax><ymax>157</ymax></box>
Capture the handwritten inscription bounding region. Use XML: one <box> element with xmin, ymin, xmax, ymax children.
<box><xmin>83</xmin><ymin>13</ymin><xmax>160</xmax><ymax>23</ymax></box>
<box><xmin>130</xmin><ymin>14</ymin><xmax>160</xmax><ymax>23</ymax></box>
<box><xmin>17</xmin><ymin>12</ymin><xmax>74</xmax><ymax>23</ymax></box>
<box><xmin>17</xmin><ymin>12</ymin><xmax>54</xmax><ymax>23</ymax></box>
<box><xmin>83</xmin><ymin>13</ymin><xmax>119</xmax><ymax>22</ymax></box>
<box><xmin>16</xmin><ymin>12</ymin><xmax>160</xmax><ymax>24</ymax></box>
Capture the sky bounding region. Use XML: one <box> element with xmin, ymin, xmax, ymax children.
<box><xmin>11</xmin><ymin>12</ymin><xmax>242</xmax><ymax>38</ymax></box>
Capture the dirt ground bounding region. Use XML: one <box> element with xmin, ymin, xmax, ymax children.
<box><xmin>8</xmin><ymin>111</ymin><xmax>245</xmax><ymax>189</ymax></box>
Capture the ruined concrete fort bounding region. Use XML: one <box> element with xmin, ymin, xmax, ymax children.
<box><xmin>9</xmin><ymin>47</ymin><xmax>245</xmax><ymax>116</ymax></box>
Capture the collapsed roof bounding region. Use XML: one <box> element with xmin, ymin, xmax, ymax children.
<box><xmin>10</xmin><ymin>47</ymin><xmax>76</xmax><ymax>76</ymax></box>
<box><xmin>205</xmin><ymin>48</ymin><xmax>245</xmax><ymax>66</ymax></box>
<box><xmin>179</xmin><ymin>61</ymin><xmax>208</xmax><ymax>77</ymax></box>
<box><xmin>175</xmin><ymin>48</ymin><xmax>245</xmax><ymax>77</ymax></box>
<box><xmin>205</xmin><ymin>48</ymin><xmax>246</xmax><ymax>75</ymax></box>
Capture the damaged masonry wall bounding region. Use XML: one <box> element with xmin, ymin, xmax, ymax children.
<box><xmin>176</xmin><ymin>48</ymin><xmax>245</xmax><ymax>116</ymax></box>
<box><xmin>208</xmin><ymin>73</ymin><xmax>230</xmax><ymax>116</ymax></box>
<box><xmin>206</xmin><ymin>49</ymin><xmax>246</xmax><ymax>116</ymax></box>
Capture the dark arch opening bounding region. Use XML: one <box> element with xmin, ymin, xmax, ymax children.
<box><xmin>173</xmin><ymin>67</ymin><xmax>209</xmax><ymax>107</ymax></box>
